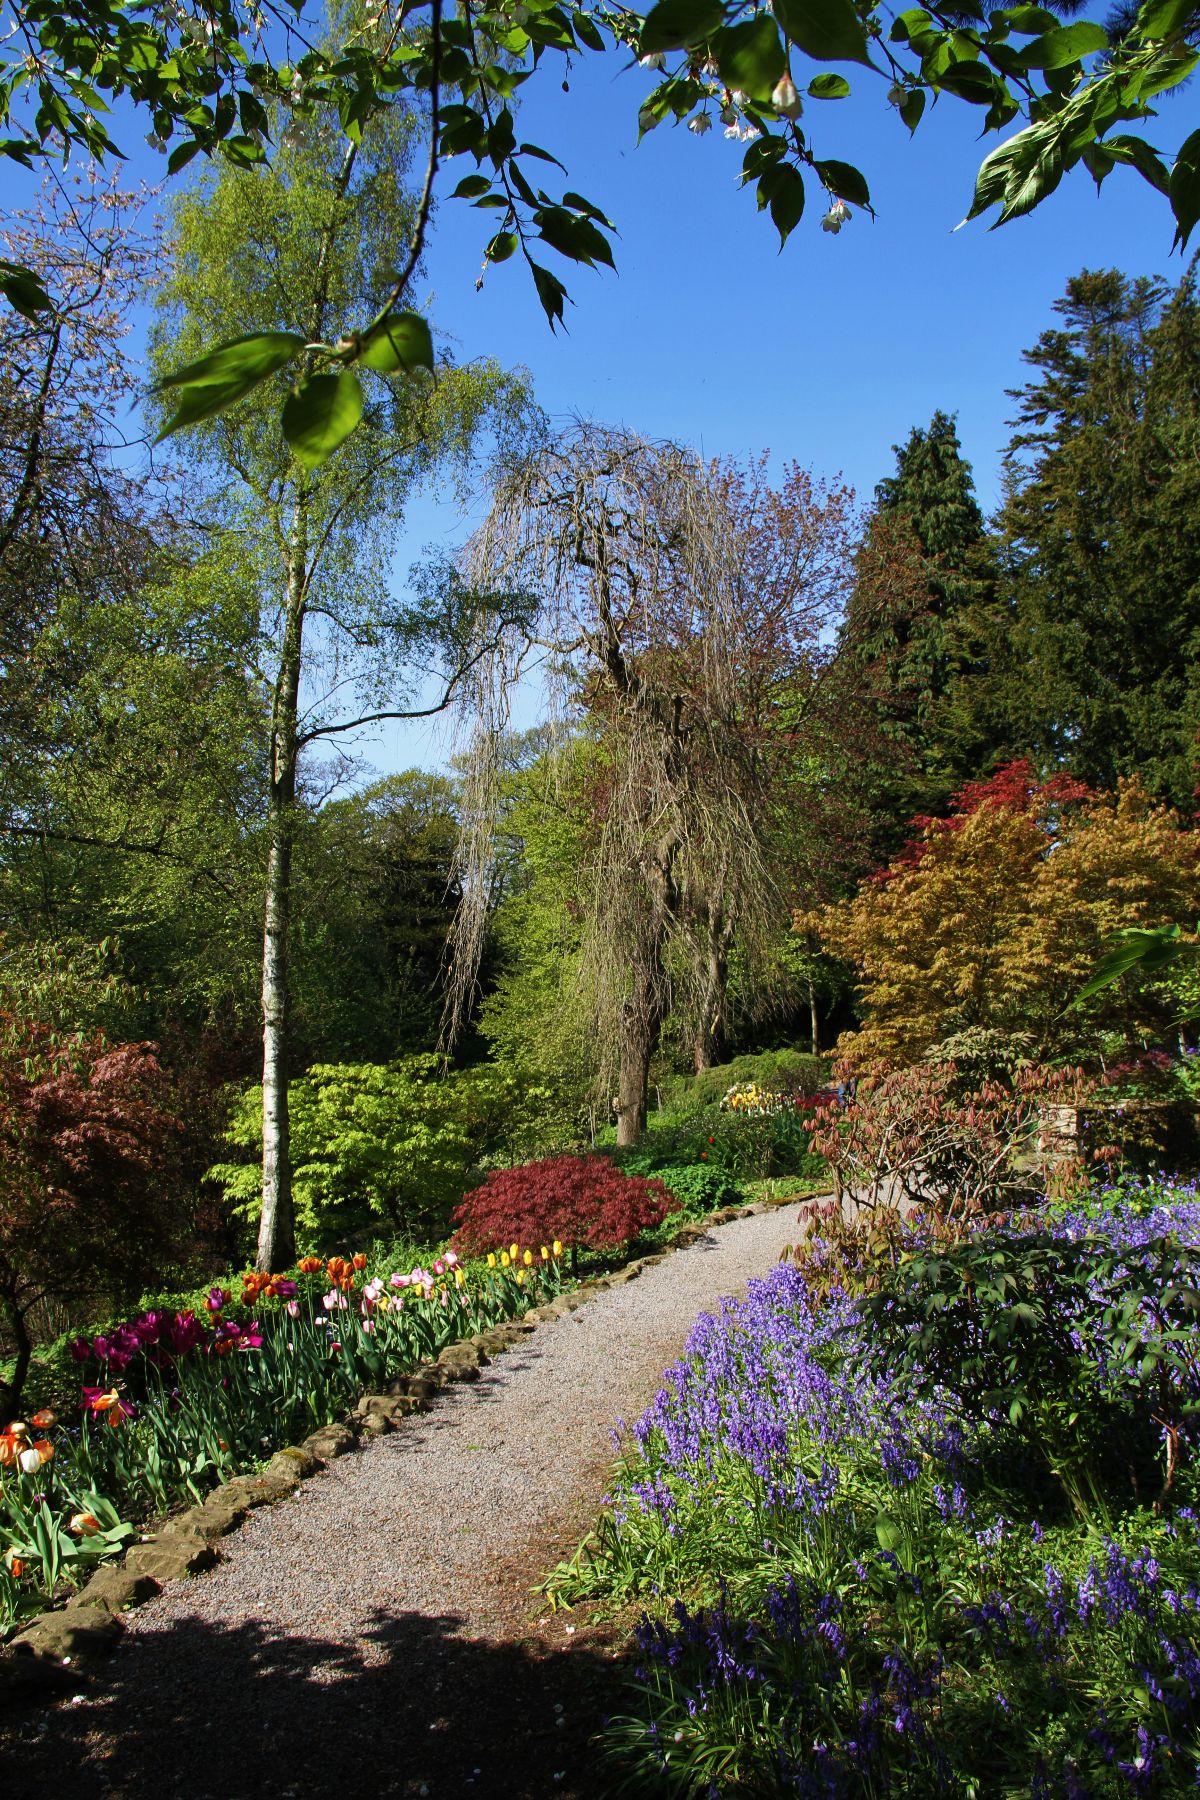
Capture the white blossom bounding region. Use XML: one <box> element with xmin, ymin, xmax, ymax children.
<box><xmin>688</xmin><ymin>111</ymin><xmax>712</xmax><ymax>134</ymax></box>
<box><xmin>771</xmin><ymin>74</ymin><xmax>802</xmax><ymax>120</ymax></box>
<box><xmin>639</xmin><ymin>51</ymin><xmax>665</xmax><ymax>69</ymax></box>
<box><xmin>820</xmin><ymin>198</ymin><xmax>851</xmax><ymax>233</ymax></box>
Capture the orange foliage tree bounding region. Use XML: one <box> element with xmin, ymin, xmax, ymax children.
<box><xmin>807</xmin><ymin>762</ymin><xmax>1200</xmax><ymax>1069</ymax></box>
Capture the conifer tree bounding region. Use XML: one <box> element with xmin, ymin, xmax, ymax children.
<box><xmin>837</xmin><ymin>411</ymin><xmax>1008</xmax><ymax>862</ymax></box>
<box><xmin>998</xmin><ymin>265</ymin><xmax>1200</xmax><ymax>811</ymax></box>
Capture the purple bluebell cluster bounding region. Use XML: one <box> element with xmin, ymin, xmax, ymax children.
<box><xmin>596</xmin><ymin>1184</ymin><xmax>1200</xmax><ymax>1796</ymax></box>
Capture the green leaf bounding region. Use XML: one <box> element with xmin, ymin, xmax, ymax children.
<box><xmin>282</xmin><ymin>370</ymin><xmax>365</xmax><ymax>469</ymax></box>
<box><xmin>359</xmin><ymin>312</ymin><xmax>434</xmax><ymax>374</ymax></box>
<box><xmin>1137</xmin><ymin>0</ymin><xmax>1196</xmax><ymax>39</ymax></box>
<box><xmin>1021</xmin><ymin>21</ymin><xmax>1108</xmax><ymax>67</ymax></box>
<box><xmin>166</xmin><ymin>139</ymin><xmax>201</xmax><ymax>175</ymax></box>
<box><xmin>937</xmin><ymin>59</ymin><xmax>999</xmax><ymax>103</ymax></box>
<box><xmin>156</xmin><ymin>331</ymin><xmax>306</xmax><ymax>393</ymax></box>
<box><xmin>1000</xmin><ymin>5</ymin><xmax>1063</xmax><ymax>32</ymax></box>
<box><xmin>773</xmin><ymin>0</ymin><xmax>873</xmax><ymax>66</ymax></box>
<box><xmin>572</xmin><ymin>7</ymin><xmax>606</xmax><ymax>51</ymax></box>
<box><xmin>485</xmin><ymin>230</ymin><xmax>518</xmax><ymax>263</ymax></box>
<box><xmin>0</xmin><ymin>259</ymin><xmax>52</xmax><ymax>319</ymax></box>
<box><xmin>808</xmin><ymin>72</ymin><xmax>851</xmax><ymax>97</ymax></box>
<box><xmin>900</xmin><ymin>87</ymin><xmax>926</xmax><ymax>131</ymax></box>
<box><xmin>1072</xmin><ymin>922</ymin><xmax>1185</xmax><ymax>1005</ymax></box>
<box><xmin>529</xmin><ymin>259</ymin><xmax>570</xmax><ymax>330</ymax></box>
<box><xmin>1171</xmin><ymin>127</ymin><xmax>1200</xmax><ymax>248</ymax></box>
<box><xmin>815</xmin><ymin>157</ymin><xmax>871</xmax><ymax>205</ymax></box>
<box><xmin>769</xmin><ymin>164</ymin><xmax>806</xmax><ymax>240</ymax></box>
<box><xmin>1104</xmin><ymin>132</ymin><xmax>1171</xmax><ymax>195</ymax></box>
<box><xmin>713</xmin><ymin>18</ymin><xmax>786</xmax><ymax>100</ymax></box>
<box><xmin>452</xmin><ymin>173</ymin><xmax>493</xmax><ymax>199</ymax></box>
<box><xmin>875</xmin><ymin>1514</ymin><xmax>903</xmax><ymax>1552</ymax></box>
<box><xmin>639</xmin><ymin>0</ymin><xmax>724</xmax><ymax>55</ymax></box>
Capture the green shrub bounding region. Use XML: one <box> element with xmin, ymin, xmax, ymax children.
<box><xmin>657</xmin><ymin>1048</ymin><xmax>831</xmax><ymax>1115</ymax></box>
<box><xmin>650</xmin><ymin>1162</ymin><xmax>744</xmax><ymax>1217</ymax></box>
<box><xmin>208</xmin><ymin>1056</ymin><xmax>481</xmax><ymax>1243</ymax></box>
<box><xmin>615</xmin><ymin>1102</ymin><xmax>824</xmax><ymax>1182</ymax></box>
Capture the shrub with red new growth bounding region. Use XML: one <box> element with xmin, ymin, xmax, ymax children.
<box><xmin>452</xmin><ymin>1155</ymin><xmax>670</xmax><ymax>1265</ymax></box>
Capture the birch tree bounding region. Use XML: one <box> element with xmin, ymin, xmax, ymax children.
<box><xmin>153</xmin><ymin>106</ymin><xmax>530</xmax><ymax>1269</ymax></box>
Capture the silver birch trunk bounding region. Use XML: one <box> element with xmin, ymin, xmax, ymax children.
<box><xmin>256</xmin><ymin>501</ymin><xmax>307</xmax><ymax>1272</ymax></box>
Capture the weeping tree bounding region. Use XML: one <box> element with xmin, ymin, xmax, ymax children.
<box><xmin>445</xmin><ymin>425</ymin><xmax>852</xmax><ymax>1141</ymax></box>
<box><xmin>153</xmin><ymin>95</ymin><xmax>531</xmax><ymax>1270</ymax></box>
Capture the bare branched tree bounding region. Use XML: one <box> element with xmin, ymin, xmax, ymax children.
<box><xmin>444</xmin><ymin>422</ymin><xmax>854</xmax><ymax>1142</ymax></box>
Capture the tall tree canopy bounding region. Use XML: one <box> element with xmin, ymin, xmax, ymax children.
<box><xmin>154</xmin><ymin>96</ymin><xmax>531</xmax><ymax>1269</ymax></box>
<box><xmin>450</xmin><ymin>427</ymin><xmax>854</xmax><ymax>1138</ymax></box>
<box><xmin>837</xmin><ymin>411</ymin><xmax>1007</xmax><ymax>860</ymax></box>
<box><xmin>997</xmin><ymin>264</ymin><xmax>1200</xmax><ymax>812</ymax></box>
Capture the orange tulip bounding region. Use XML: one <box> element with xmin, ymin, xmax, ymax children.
<box><xmin>69</xmin><ymin>1512</ymin><xmax>100</xmax><ymax>1536</ymax></box>
<box><xmin>8</xmin><ymin>1557</ymin><xmax>23</xmax><ymax>1579</ymax></box>
<box><xmin>352</xmin><ymin>1253</ymin><xmax>368</xmax><ymax>1271</ymax></box>
<box><xmin>297</xmin><ymin>1256</ymin><xmax>322</xmax><ymax>1274</ymax></box>
<box><xmin>30</xmin><ymin>1408</ymin><xmax>55</xmax><ymax>1429</ymax></box>
<box><xmin>32</xmin><ymin>1439</ymin><xmax>54</xmax><ymax>1464</ymax></box>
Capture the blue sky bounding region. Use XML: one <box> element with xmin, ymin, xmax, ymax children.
<box><xmin>363</xmin><ymin>46</ymin><xmax>1191</xmax><ymax>770</ymax></box>
<box><xmin>13</xmin><ymin>43</ymin><xmax>1188</xmax><ymax>773</ymax></box>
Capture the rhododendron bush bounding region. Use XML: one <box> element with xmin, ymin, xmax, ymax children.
<box><xmin>453</xmin><ymin>1155</ymin><xmax>670</xmax><ymax>1268</ymax></box>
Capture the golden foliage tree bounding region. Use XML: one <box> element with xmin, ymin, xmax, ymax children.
<box><xmin>809</xmin><ymin>762</ymin><xmax>1200</xmax><ymax>1068</ymax></box>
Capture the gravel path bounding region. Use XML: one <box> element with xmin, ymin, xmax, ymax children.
<box><xmin>7</xmin><ymin>1207</ymin><xmax>812</xmax><ymax>1800</ymax></box>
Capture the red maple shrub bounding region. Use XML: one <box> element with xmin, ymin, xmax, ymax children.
<box><xmin>452</xmin><ymin>1154</ymin><xmax>671</xmax><ymax>1268</ymax></box>
<box><xmin>0</xmin><ymin>1014</ymin><xmax>181</xmax><ymax>1420</ymax></box>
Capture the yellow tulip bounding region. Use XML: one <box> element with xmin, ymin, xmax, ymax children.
<box><xmin>510</xmin><ymin>1243</ymin><xmax>519</xmax><ymax>1260</ymax></box>
<box><xmin>523</xmin><ymin>1249</ymin><xmax>533</xmax><ymax>1266</ymax></box>
<box><xmin>487</xmin><ymin>1253</ymin><xmax>497</xmax><ymax>1269</ymax></box>
<box><xmin>501</xmin><ymin>1251</ymin><xmax>510</xmax><ymax>1268</ymax></box>
<box><xmin>455</xmin><ymin>1268</ymin><xmax>466</xmax><ymax>1288</ymax></box>
<box><xmin>552</xmin><ymin>1240</ymin><xmax>563</xmax><ymax>1258</ymax></box>
<box><xmin>516</xmin><ymin>1269</ymin><xmax>525</xmax><ymax>1285</ymax></box>
<box><xmin>541</xmin><ymin>1246</ymin><xmax>549</xmax><ymax>1261</ymax></box>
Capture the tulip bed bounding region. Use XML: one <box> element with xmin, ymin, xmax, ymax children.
<box><xmin>555</xmin><ymin>1177</ymin><xmax>1200</xmax><ymax>1796</ymax></box>
<box><xmin>0</xmin><ymin>1242</ymin><xmax>565</xmax><ymax>1631</ymax></box>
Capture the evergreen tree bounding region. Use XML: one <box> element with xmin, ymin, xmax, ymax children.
<box><xmin>998</xmin><ymin>265</ymin><xmax>1200</xmax><ymax>810</ymax></box>
<box><xmin>837</xmin><ymin>411</ymin><xmax>1008</xmax><ymax>861</ymax></box>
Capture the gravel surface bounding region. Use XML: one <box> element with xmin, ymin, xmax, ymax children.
<box><xmin>6</xmin><ymin>1207</ymin><xmax>811</xmax><ymax>1800</ymax></box>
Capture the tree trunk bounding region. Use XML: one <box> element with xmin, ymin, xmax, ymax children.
<box><xmin>257</xmin><ymin>508</ymin><xmax>306</xmax><ymax>1272</ymax></box>
<box><xmin>809</xmin><ymin>977</ymin><xmax>820</xmax><ymax>1054</ymax></box>
<box><xmin>691</xmin><ymin>904</ymin><xmax>733</xmax><ymax>1073</ymax></box>
<box><xmin>616</xmin><ymin>983</ymin><xmax>656</xmax><ymax>1146</ymax></box>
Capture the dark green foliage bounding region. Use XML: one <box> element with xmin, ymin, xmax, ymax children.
<box><xmin>613</xmin><ymin>1100</ymin><xmax>825</xmax><ymax>1184</ymax></box>
<box><xmin>657</xmin><ymin>1049</ymin><xmax>831</xmax><ymax>1113</ymax></box>
<box><xmin>838</xmin><ymin>411</ymin><xmax>1010</xmax><ymax>857</ymax></box>
<box><xmin>997</xmin><ymin>264</ymin><xmax>1200</xmax><ymax>810</ymax></box>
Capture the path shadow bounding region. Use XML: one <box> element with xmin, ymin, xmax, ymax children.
<box><xmin>2</xmin><ymin>1605</ymin><xmax>638</xmax><ymax>1800</ymax></box>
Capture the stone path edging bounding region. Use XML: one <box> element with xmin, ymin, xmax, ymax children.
<box><xmin>0</xmin><ymin>1199</ymin><xmax>789</xmax><ymax>1693</ymax></box>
